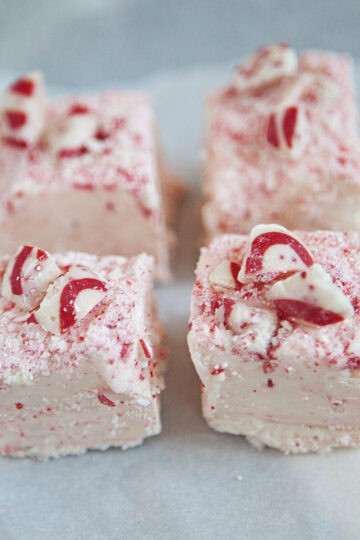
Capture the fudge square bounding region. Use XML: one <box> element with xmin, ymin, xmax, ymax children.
<box><xmin>0</xmin><ymin>245</ymin><xmax>165</xmax><ymax>458</ymax></box>
<box><xmin>0</xmin><ymin>72</ymin><xmax>176</xmax><ymax>281</ymax></box>
<box><xmin>188</xmin><ymin>224</ymin><xmax>360</xmax><ymax>453</ymax></box>
<box><xmin>202</xmin><ymin>44</ymin><xmax>360</xmax><ymax>239</ymax></box>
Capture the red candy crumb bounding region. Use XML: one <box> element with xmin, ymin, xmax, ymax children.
<box><xmin>10</xmin><ymin>78</ymin><xmax>34</xmax><ymax>96</ymax></box>
<box><xmin>230</xmin><ymin>261</ymin><xmax>242</xmax><ymax>290</ymax></box>
<box><xmin>139</xmin><ymin>338</ymin><xmax>152</xmax><ymax>359</ymax></box>
<box><xmin>282</xmin><ymin>106</ymin><xmax>298</xmax><ymax>148</ymax></box>
<box><xmin>262</xmin><ymin>360</ymin><xmax>274</xmax><ymax>374</ymax></box>
<box><xmin>223</xmin><ymin>298</ymin><xmax>235</xmax><ymax>329</ymax></box>
<box><xmin>210</xmin><ymin>367</ymin><xmax>225</xmax><ymax>376</ymax></box>
<box><xmin>73</xmin><ymin>182</ymin><xmax>94</xmax><ymax>191</ymax></box>
<box><xmin>58</xmin><ymin>146</ymin><xmax>88</xmax><ymax>159</ymax></box>
<box><xmin>210</xmin><ymin>298</ymin><xmax>221</xmax><ymax>314</ymax></box>
<box><xmin>348</xmin><ymin>357</ymin><xmax>360</xmax><ymax>370</ymax></box>
<box><xmin>3</xmin><ymin>136</ymin><xmax>28</xmax><ymax>149</ymax></box>
<box><xmin>68</xmin><ymin>104</ymin><xmax>90</xmax><ymax>116</ymax></box>
<box><xmin>15</xmin><ymin>403</ymin><xmax>23</xmax><ymax>410</ymax></box>
<box><xmin>95</xmin><ymin>127</ymin><xmax>110</xmax><ymax>141</ymax></box>
<box><xmin>267</xmin><ymin>379</ymin><xmax>274</xmax><ymax>388</ymax></box>
<box><xmin>4</xmin><ymin>110</ymin><xmax>27</xmax><ymax>129</ymax></box>
<box><xmin>36</xmin><ymin>249</ymin><xmax>48</xmax><ymax>262</ymax></box>
<box><xmin>97</xmin><ymin>392</ymin><xmax>116</xmax><ymax>407</ymax></box>
<box><xmin>120</xmin><ymin>342</ymin><xmax>132</xmax><ymax>359</ymax></box>
<box><xmin>26</xmin><ymin>313</ymin><xmax>38</xmax><ymax>325</ymax></box>
<box><xmin>267</xmin><ymin>113</ymin><xmax>279</xmax><ymax>148</ymax></box>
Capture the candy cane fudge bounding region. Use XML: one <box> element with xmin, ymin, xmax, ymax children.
<box><xmin>202</xmin><ymin>44</ymin><xmax>360</xmax><ymax>238</ymax></box>
<box><xmin>0</xmin><ymin>245</ymin><xmax>165</xmax><ymax>458</ymax></box>
<box><xmin>188</xmin><ymin>225</ymin><xmax>360</xmax><ymax>453</ymax></box>
<box><xmin>0</xmin><ymin>72</ymin><xmax>177</xmax><ymax>281</ymax></box>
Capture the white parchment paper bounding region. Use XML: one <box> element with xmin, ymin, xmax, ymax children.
<box><xmin>0</xmin><ymin>63</ymin><xmax>359</xmax><ymax>540</ymax></box>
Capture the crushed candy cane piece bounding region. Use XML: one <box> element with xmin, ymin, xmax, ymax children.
<box><xmin>139</xmin><ymin>338</ymin><xmax>153</xmax><ymax>360</ymax></box>
<box><xmin>269</xmin><ymin>264</ymin><xmax>353</xmax><ymax>326</ymax></box>
<box><xmin>224</xmin><ymin>300</ymin><xmax>277</xmax><ymax>337</ymax></box>
<box><xmin>2</xmin><ymin>245</ymin><xmax>61</xmax><ymax>311</ymax></box>
<box><xmin>1</xmin><ymin>71</ymin><xmax>46</xmax><ymax>147</ymax></box>
<box><xmin>49</xmin><ymin>103</ymin><xmax>98</xmax><ymax>158</ymax></box>
<box><xmin>209</xmin><ymin>260</ymin><xmax>241</xmax><ymax>289</ymax></box>
<box><xmin>267</xmin><ymin>105</ymin><xmax>306</xmax><ymax>157</ymax></box>
<box><xmin>238</xmin><ymin>224</ymin><xmax>313</xmax><ymax>283</ymax></box>
<box><xmin>35</xmin><ymin>266</ymin><xmax>107</xmax><ymax>335</ymax></box>
<box><xmin>233</xmin><ymin>44</ymin><xmax>298</xmax><ymax>92</ymax></box>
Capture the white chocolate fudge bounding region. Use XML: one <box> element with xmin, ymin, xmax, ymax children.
<box><xmin>0</xmin><ymin>72</ymin><xmax>177</xmax><ymax>281</ymax></box>
<box><xmin>188</xmin><ymin>225</ymin><xmax>360</xmax><ymax>453</ymax></box>
<box><xmin>0</xmin><ymin>246</ymin><xmax>165</xmax><ymax>458</ymax></box>
<box><xmin>202</xmin><ymin>44</ymin><xmax>360</xmax><ymax>238</ymax></box>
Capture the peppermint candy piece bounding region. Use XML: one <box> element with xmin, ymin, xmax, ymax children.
<box><xmin>1</xmin><ymin>72</ymin><xmax>46</xmax><ymax>147</ymax></box>
<box><xmin>221</xmin><ymin>299</ymin><xmax>278</xmax><ymax>354</ymax></box>
<box><xmin>139</xmin><ymin>338</ymin><xmax>153</xmax><ymax>363</ymax></box>
<box><xmin>209</xmin><ymin>260</ymin><xmax>241</xmax><ymax>290</ymax></box>
<box><xmin>238</xmin><ymin>224</ymin><xmax>314</xmax><ymax>284</ymax></box>
<box><xmin>269</xmin><ymin>264</ymin><xmax>354</xmax><ymax>326</ymax></box>
<box><xmin>35</xmin><ymin>266</ymin><xmax>107</xmax><ymax>335</ymax></box>
<box><xmin>50</xmin><ymin>103</ymin><xmax>98</xmax><ymax>158</ymax></box>
<box><xmin>224</xmin><ymin>300</ymin><xmax>277</xmax><ymax>333</ymax></box>
<box><xmin>1</xmin><ymin>245</ymin><xmax>61</xmax><ymax>311</ymax></box>
<box><xmin>233</xmin><ymin>44</ymin><xmax>298</xmax><ymax>92</ymax></box>
<box><xmin>267</xmin><ymin>105</ymin><xmax>306</xmax><ymax>157</ymax></box>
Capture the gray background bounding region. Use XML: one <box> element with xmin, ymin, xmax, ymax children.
<box><xmin>0</xmin><ymin>0</ymin><xmax>360</xmax><ymax>86</ymax></box>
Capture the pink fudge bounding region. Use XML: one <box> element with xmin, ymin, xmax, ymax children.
<box><xmin>0</xmin><ymin>72</ymin><xmax>176</xmax><ymax>281</ymax></box>
<box><xmin>0</xmin><ymin>247</ymin><xmax>165</xmax><ymax>458</ymax></box>
<box><xmin>188</xmin><ymin>225</ymin><xmax>360</xmax><ymax>453</ymax></box>
<box><xmin>202</xmin><ymin>44</ymin><xmax>360</xmax><ymax>238</ymax></box>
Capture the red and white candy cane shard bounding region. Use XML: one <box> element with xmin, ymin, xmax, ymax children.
<box><xmin>1</xmin><ymin>245</ymin><xmax>61</xmax><ymax>311</ymax></box>
<box><xmin>49</xmin><ymin>102</ymin><xmax>98</xmax><ymax>158</ymax></box>
<box><xmin>269</xmin><ymin>264</ymin><xmax>354</xmax><ymax>326</ymax></box>
<box><xmin>233</xmin><ymin>44</ymin><xmax>298</xmax><ymax>92</ymax></box>
<box><xmin>1</xmin><ymin>72</ymin><xmax>46</xmax><ymax>147</ymax></box>
<box><xmin>223</xmin><ymin>298</ymin><xmax>235</xmax><ymax>330</ymax></box>
<box><xmin>209</xmin><ymin>260</ymin><xmax>242</xmax><ymax>290</ymax></box>
<box><xmin>238</xmin><ymin>224</ymin><xmax>314</xmax><ymax>284</ymax></box>
<box><xmin>267</xmin><ymin>105</ymin><xmax>306</xmax><ymax>156</ymax></box>
<box><xmin>139</xmin><ymin>338</ymin><xmax>153</xmax><ymax>361</ymax></box>
<box><xmin>35</xmin><ymin>266</ymin><xmax>107</xmax><ymax>335</ymax></box>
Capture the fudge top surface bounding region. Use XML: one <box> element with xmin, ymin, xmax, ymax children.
<box><xmin>204</xmin><ymin>50</ymin><xmax>360</xmax><ymax>217</ymax></box>
<box><xmin>0</xmin><ymin>91</ymin><xmax>162</xmax><ymax>217</ymax></box>
<box><xmin>0</xmin><ymin>251</ymin><xmax>155</xmax><ymax>390</ymax></box>
<box><xmin>190</xmin><ymin>231</ymin><xmax>360</xmax><ymax>370</ymax></box>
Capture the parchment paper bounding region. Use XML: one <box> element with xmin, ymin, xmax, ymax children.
<box><xmin>0</xmin><ymin>63</ymin><xmax>359</xmax><ymax>540</ymax></box>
